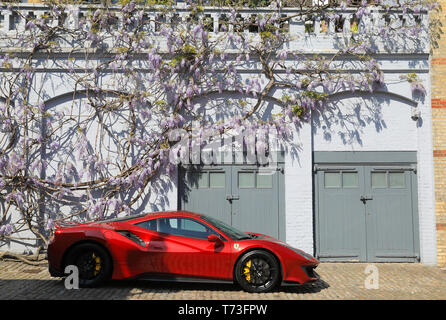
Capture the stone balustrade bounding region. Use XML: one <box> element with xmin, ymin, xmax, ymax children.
<box><xmin>0</xmin><ymin>3</ymin><xmax>430</xmax><ymax>53</ymax></box>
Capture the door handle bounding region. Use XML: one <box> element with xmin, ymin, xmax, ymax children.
<box><xmin>360</xmin><ymin>195</ymin><xmax>373</xmax><ymax>203</ymax></box>
<box><xmin>226</xmin><ymin>195</ymin><xmax>240</xmax><ymax>201</ymax></box>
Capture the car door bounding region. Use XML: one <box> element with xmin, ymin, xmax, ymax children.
<box><xmin>139</xmin><ymin>217</ymin><xmax>233</xmax><ymax>280</ymax></box>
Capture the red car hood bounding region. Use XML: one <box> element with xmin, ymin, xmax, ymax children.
<box><xmin>245</xmin><ymin>232</ymin><xmax>319</xmax><ymax>263</ymax></box>
<box><xmin>245</xmin><ymin>232</ymin><xmax>286</xmax><ymax>244</ymax></box>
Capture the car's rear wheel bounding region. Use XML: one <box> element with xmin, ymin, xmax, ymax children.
<box><xmin>64</xmin><ymin>242</ymin><xmax>112</xmax><ymax>287</ymax></box>
<box><xmin>235</xmin><ymin>250</ymin><xmax>281</xmax><ymax>293</ymax></box>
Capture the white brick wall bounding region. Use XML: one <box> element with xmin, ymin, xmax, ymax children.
<box><xmin>312</xmin><ymin>91</ymin><xmax>418</xmax><ymax>152</ymax></box>
<box><xmin>284</xmin><ymin>124</ymin><xmax>314</xmax><ymax>254</ymax></box>
<box><xmin>416</xmin><ymin>72</ymin><xmax>438</xmax><ymax>265</ymax></box>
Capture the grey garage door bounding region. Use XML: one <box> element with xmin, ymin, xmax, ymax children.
<box><xmin>315</xmin><ymin>152</ymin><xmax>420</xmax><ymax>262</ymax></box>
<box><xmin>179</xmin><ymin>165</ymin><xmax>285</xmax><ymax>240</ymax></box>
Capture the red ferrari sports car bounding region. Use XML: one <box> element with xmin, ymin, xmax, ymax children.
<box><xmin>48</xmin><ymin>210</ymin><xmax>319</xmax><ymax>293</ymax></box>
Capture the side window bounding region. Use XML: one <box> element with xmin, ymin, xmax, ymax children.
<box><xmin>136</xmin><ymin>219</ymin><xmax>157</xmax><ymax>231</ymax></box>
<box><xmin>182</xmin><ymin>218</ymin><xmax>207</xmax><ymax>233</ymax></box>
<box><xmin>177</xmin><ymin>218</ymin><xmax>217</xmax><ymax>239</ymax></box>
<box><xmin>138</xmin><ymin>217</ymin><xmax>219</xmax><ymax>240</ymax></box>
<box><xmin>136</xmin><ymin>218</ymin><xmax>178</xmax><ymax>234</ymax></box>
<box><xmin>158</xmin><ymin>217</ymin><xmax>179</xmax><ymax>234</ymax></box>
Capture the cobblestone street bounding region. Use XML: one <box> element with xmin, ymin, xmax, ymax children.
<box><xmin>0</xmin><ymin>260</ymin><xmax>445</xmax><ymax>300</ymax></box>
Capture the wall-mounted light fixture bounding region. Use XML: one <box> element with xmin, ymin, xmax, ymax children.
<box><xmin>411</xmin><ymin>108</ymin><xmax>421</xmax><ymax>121</ymax></box>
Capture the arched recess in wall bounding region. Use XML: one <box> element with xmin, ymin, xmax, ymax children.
<box><xmin>187</xmin><ymin>89</ymin><xmax>288</xmax><ymax>124</ymax></box>
<box><xmin>40</xmin><ymin>89</ymin><xmax>133</xmax><ymax>180</ymax></box>
<box><xmin>39</xmin><ymin>90</ymin><xmax>134</xmax><ymax>208</ymax></box>
<box><xmin>38</xmin><ymin>89</ymin><xmax>171</xmax><ymax>217</ymax></box>
<box><xmin>312</xmin><ymin>90</ymin><xmax>420</xmax><ymax>150</ymax></box>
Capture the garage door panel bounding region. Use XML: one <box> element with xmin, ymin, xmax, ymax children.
<box><xmin>317</xmin><ymin>167</ymin><xmax>366</xmax><ymax>261</ymax></box>
<box><xmin>232</xmin><ymin>168</ymin><xmax>280</xmax><ymax>238</ymax></box>
<box><xmin>370</xmin><ymin>195</ymin><xmax>413</xmax><ymax>250</ymax></box>
<box><xmin>365</xmin><ymin>169</ymin><xmax>417</xmax><ymax>261</ymax></box>
<box><xmin>316</xmin><ymin>158</ymin><xmax>419</xmax><ymax>263</ymax></box>
<box><xmin>322</xmin><ymin>197</ymin><xmax>361</xmax><ymax>249</ymax></box>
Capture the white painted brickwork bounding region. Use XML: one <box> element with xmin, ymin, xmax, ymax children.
<box><xmin>284</xmin><ymin>124</ymin><xmax>314</xmax><ymax>255</ymax></box>
<box><xmin>416</xmin><ymin>74</ymin><xmax>438</xmax><ymax>265</ymax></box>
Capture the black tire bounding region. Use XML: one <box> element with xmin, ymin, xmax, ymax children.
<box><xmin>64</xmin><ymin>242</ymin><xmax>112</xmax><ymax>288</ymax></box>
<box><xmin>234</xmin><ymin>250</ymin><xmax>281</xmax><ymax>293</ymax></box>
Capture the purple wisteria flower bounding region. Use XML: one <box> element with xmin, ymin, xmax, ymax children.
<box><xmin>49</xmin><ymin>141</ymin><xmax>60</xmax><ymax>152</ymax></box>
<box><xmin>47</xmin><ymin>219</ymin><xmax>54</xmax><ymax>230</ymax></box>
<box><xmin>0</xmin><ymin>224</ymin><xmax>12</xmax><ymax>236</ymax></box>
<box><xmin>411</xmin><ymin>82</ymin><xmax>426</xmax><ymax>95</ymax></box>
<box><xmin>25</xmin><ymin>21</ymin><xmax>35</xmax><ymax>30</ymax></box>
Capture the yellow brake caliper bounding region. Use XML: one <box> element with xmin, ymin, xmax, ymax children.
<box><xmin>243</xmin><ymin>260</ymin><xmax>252</xmax><ymax>282</ymax></box>
<box><xmin>92</xmin><ymin>253</ymin><xmax>101</xmax><ymax>276</ymax></box>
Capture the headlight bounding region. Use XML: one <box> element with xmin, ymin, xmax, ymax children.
<box><xmin>116</xmin><ymin>230</ymin><xmax>145</xmax><ymax>247</ymax></box>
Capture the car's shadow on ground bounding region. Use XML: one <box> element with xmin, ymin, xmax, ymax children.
<box><xmin>0</xmin><ymin>277</ymin><xmax>330</xmax><ymax>299</ymax></box>
<box><xmin>1</xmin><ymin>271</ymin><xmax>329</xmax><ymax>299</ymax></box>
<box><xmin>0</xmin><ymin>276</ymin><xmax>329</xmax><ymax>299</ymax></box>
<box><xmin>103</xmin><ymin>278</ymin><xmax>330</xmax><ymax>295</ymax></box>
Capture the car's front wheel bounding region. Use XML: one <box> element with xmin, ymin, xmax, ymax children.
<box><xmin>64</xmin><ymin>242</ymin><xmax>112</xmax><ymax>288</ymax></box>
<box><xmin>235</xmin><ymin>250</ymin><xmax>281</xmax><ymax>293</ymax></box>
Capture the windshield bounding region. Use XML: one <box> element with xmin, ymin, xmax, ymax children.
<box><xmin>200</xmin><ymin>215</ymin><xmax>251</xmax><ymax>240</ymax></box>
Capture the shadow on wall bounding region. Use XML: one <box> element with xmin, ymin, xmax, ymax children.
<box><xmin>332</xmin><ymin>17</ymin><xmax>429</xmax><ymax>55</ymax></box>
<box><xmin>312</xmin><ymin>90</ymin><xmax>420</xmax><ymax>148</ymax></box>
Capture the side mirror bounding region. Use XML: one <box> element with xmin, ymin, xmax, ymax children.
<box><xmin>208</xmin><ymin>234</ymin><xmax>221</xmax><ymax>242</ymax></box>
